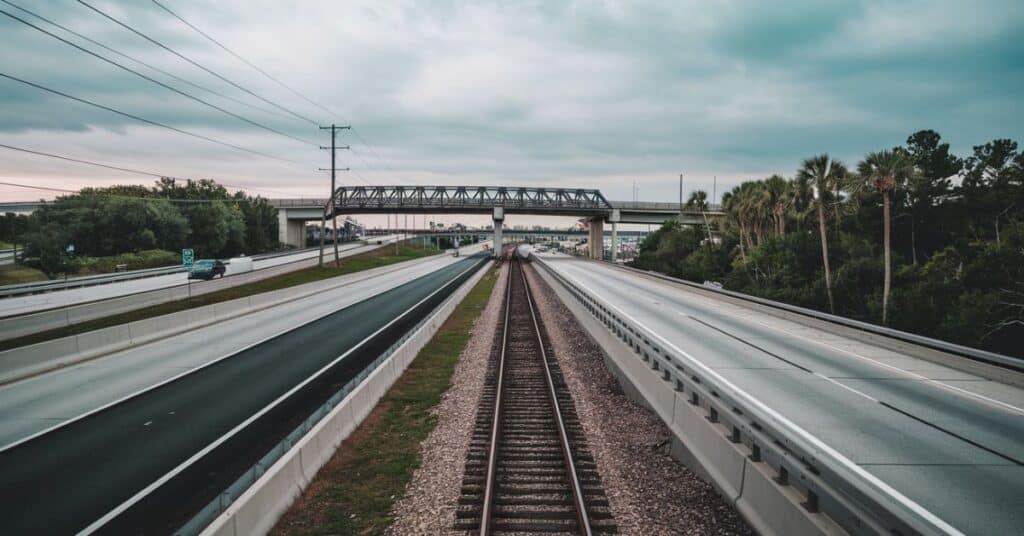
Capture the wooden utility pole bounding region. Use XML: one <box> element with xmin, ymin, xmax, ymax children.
<box><xmin>319</xmin><ymin>124</ymin><xmax>351</xmax><ymax>266</ymax></box>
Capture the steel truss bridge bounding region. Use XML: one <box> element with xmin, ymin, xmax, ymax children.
<box><xmin>326</xmin><ymin>186</ymin><xmax>614</xmax><ymax>217</ymax></box>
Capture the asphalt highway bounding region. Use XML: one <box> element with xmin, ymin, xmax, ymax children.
<box><xmin>0</xmin><ymin>250</ymin><xmax>477</xmax><ymax>447</ymax></box>
<box><xmin>0</xmin><ymin>254</ymin><xmax>486</xmax><ymax>534</ymax></box>
<box><xmin>0</xmin><ymin>242</ymin><xmax>370</xmax><ymax>317</ymax></box>
<box><xmin>539</xmin><ymin>254</ymin><xmax>1024</xmax><ymax>535</ymax></box>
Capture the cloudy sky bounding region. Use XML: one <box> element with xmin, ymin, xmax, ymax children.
<box><xmin>1</xmin><ymin>0</ymin><xmax>1022</xmax><ymax>226</ymax></box>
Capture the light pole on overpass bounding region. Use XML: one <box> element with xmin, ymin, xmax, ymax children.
<box><xmin>319</xmin><ymin>124</ymin><xmax>351</xmax><ymax>267</ymax></box>
<box><xmin>679</xmin><ymin>173</ymin><xmax>684</xmax><ymax>216</ymax></box>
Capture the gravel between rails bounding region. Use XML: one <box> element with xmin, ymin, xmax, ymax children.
<box><xmin>388</xmin><ymin>262</ymin><xmax>510</xmax><ymax>535</ymax></box>
<box><xmin>523</xmin><ymin>264</ymin><xmax>753</xmax><ymax>536</ymax></box>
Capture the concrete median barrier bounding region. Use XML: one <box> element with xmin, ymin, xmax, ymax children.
<box><xmin>200</xmin><ymin>261</ymin><xmax>490</xmax><ymax>536</ymax></box>
<box><xmin>0</xmin><ymin>254</ymin><xmax>452</xmax><ymax>386</ymax></box>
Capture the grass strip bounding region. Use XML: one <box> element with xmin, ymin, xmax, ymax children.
<box><xmin>0</xmin><ymin>264</ymin><xmax>48</xmax><ymax>286</ymax></box>
<box><xmin>0</xmin><ymin>244</ymin><xmax>439</xmax><ymax>352</ymax></box>
<box><xmin>271</xmin><ymin>264</ymin><xmax>499</xmax><ymax>536</ymax></box>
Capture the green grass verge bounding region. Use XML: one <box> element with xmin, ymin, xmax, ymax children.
<box><xmin>0</xmin><ymin>244</ymin><xmax>439</xmax><ymax>352</ymax></box>
<box><xmin>0</xmin><ymin>264</ymin><xmax>48</xmax><ymax>286</ymax></box>
<box><xmin>271</xmin><ymin>264</ymin><xmax>499</xmax><ymax>536</ymax></box>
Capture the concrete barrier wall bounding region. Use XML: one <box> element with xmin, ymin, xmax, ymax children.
<box><xmin>0</xmin><ymin>250</ymin><xmax>335</xmax><ymax>342</ymax></box>
<box><xmin>200</xmin><ymin>261</ymin><xmax>490</xmax><ymax>536</ymax></box>
<box><xmin>533</xmin><ymin>261</ymin><xmax>847</xmax><ymax>536</ymax></box>
<box><xmin>0</xmin><ymin>254</ymin><xmax>450</xmax><ymax>385</ymax></box>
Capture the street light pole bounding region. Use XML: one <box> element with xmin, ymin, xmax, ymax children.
<box><xmin>679</xmin><ymin>173</ymin><xmax>684</xmax><ymax>215</ymax></box>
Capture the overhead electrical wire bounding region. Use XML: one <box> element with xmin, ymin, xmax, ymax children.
<box><xmin>149</xmin><ymin>0</ymin><xmax>405</xmax><ymax>185</ymax></box>
<box><xmin>0</xmin><ymin>180</ymin><xmax>240</xmax><ymax>203</ymax></box>
<box><xmin>0</xmin><ymin>0</ymin><xmax>297</xmax><ymax>124</ymax></box>
<box><xmin>0</xmin><ymin>71</ymin><xmax>304</xmax><ymax>166</ymax></box>
<box><xmin>0</xmin><ymin>143</ymin><xmax>314</xmax><ymax>197</ymax></box>
<box><xmin>77</xmin><ymin>0</ymin><xmax>319</xmax><ymax>126</ymax></box>
<box><xmin>0</xmin><ymin>8</ymin><xmax>318</xmax><ymax>147</ymax></box>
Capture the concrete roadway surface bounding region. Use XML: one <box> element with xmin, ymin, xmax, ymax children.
<box><xmin>0</xmin><ymin>252</ymin><xmax>487</xmax><ymax>534</ymax></box>
<box><xmin>0</xmin><ymin>242</ymin><xmax>370</xmax><ymax>318</ymax></box>
<box><xmin>538</xmin><ymin>254</ymin><xmax>1024</xmax><ymax>536</ymax></box>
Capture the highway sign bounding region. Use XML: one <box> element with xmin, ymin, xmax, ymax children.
<box><xmin>182</xmin><ymin>248</ymin><xmax>194</xmax><ymax>270</ymax></box>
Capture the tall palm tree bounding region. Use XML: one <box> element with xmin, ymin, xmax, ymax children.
<box><xmin>721</xmin><ymin>187</ymin><xmax>747</xmax><ymax>263</ymax></box>
<box><xmin>763</xmin><ymin>175</ymin><xmax>791</xmax><ymax>236</ymax></box>
<box><xmin>687</xmin><ymin>190</ymin><xmax>713</xmax><ymax>245</ymax></box>
<box><xmin>858</xmin><ymin>149</ymin><xmax>913</xmax><ymax>325</ymax></box>
<box><xmin>796</xmin><ymin>154</ymin><xmax>846</xmax><ymax>314</ymax></box>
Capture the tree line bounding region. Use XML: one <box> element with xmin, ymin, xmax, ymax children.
<box><xmin>634</xmin><ymin>130</ymin><xmax>1024</xmax><ymax>357</ymax></box>
<box><xmin>1</xmin><ymin>178</ymin><xmax>279</xmax><ymax>276</ymax></box>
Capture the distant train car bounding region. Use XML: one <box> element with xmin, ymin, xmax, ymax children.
<box><xmin>516</xmin><ymin>244</ymin><xmax>534</xmax><ymax>261</ymax></box>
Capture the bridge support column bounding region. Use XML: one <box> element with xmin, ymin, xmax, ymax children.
<box><xmin>277</xmin><ymin>210</ymin><xmax>307</xmax><ymax>248</ymax></box>
<box><xmin>588</xmin><ymin>218</ymin><xmax>604</xmax><ymax>260</ymax></box>
<box><xmin>493</xmin><ymin>207</ymin><xmax>504</xmax><ymax>258</ymax></box>
<box><xmin>609</xmin><ymin>209</ymin><xmax>620</xmax><ymax>262</ymax></box>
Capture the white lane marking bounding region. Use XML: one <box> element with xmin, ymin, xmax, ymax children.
<box><xmin>0</xmin><ymin>253</ymin><xmax>467</xmax><ymax>453</ymax></box>
<box><xmin>736</xmin><ymin>314</ymin><xmax>1024</xmax><ymax>416</ymax></box>
<box><xmin>143</xmin><ymin>421</ymin><xmax>152</xmax><ymax>427</ymax></box>
<box><xmin>552</xmin><ymin>263</ymin><xmax>965</xmax><ymax>535</ymax></box>
<box><xmin>79</xmin><ymin>258</ymin><xmax>488</xmax><ymax>535</ymax></box>
<box><xmin>591</xmin><ymin>262</ymin><xmax>1024</xmax><ymax>417</ymax></box>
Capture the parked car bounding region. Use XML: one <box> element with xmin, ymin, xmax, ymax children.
<box><xmin>189</xmin><ymin>259</ymin><xmax>226</xmax><ymax>280</ymax></box>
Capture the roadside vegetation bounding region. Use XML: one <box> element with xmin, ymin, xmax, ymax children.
<box><xmin>0</xmin><ymin>243</ymin><xmax>439</xmax><ymax>352</ymax></box>
<box><xmin>271</xmin><ymin>265</ymin><xmax>499</xmax><ymax>536</ymax></box>
<box><xmin>633</xmin><ymin>130</ymin><xmax>1024</xmax><ymax>357</ymax></box>
<box><xmin>0</xmin><ymin>264</ymin><xmax>48</xmax><ymax>286</ymax></box>
<box><xmin>0</xmin><ymin>178</ymin><xmax>278</xmax><ymax>277</ymax></box>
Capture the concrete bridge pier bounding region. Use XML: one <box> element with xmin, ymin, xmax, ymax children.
<box><xmin>588</xmin><ymin>218</ymin><xmax>604</xmax><ymax>259</ymax></box>
<box><xmin>493</xmin><ymin>207</ymin><xmax>504</xmax><ymax>258</ymax></box>
<box><xmin>609</xmin><ymin>209</ymin><xmax>620</xmax><ymax>262</ymax></box>
<box><xmin>278</xmin><ymin>211</ymin><xmax>308</xmax><ymax>248</ymax></box>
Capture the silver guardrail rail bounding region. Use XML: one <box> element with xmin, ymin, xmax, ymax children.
<box><xmin>610</xmin><ymin>263</ymin><xmax>1023</xmax><ymax>373</ymax></box>
<box><xmin>0</xmin><ymin>246</ymin><xmax>330</xmax><ymax>299</ymax></box>
<box><xmin>533</xmin><ymin>255</ymin><xmax>963</xmax><ymax>536</ymax></box>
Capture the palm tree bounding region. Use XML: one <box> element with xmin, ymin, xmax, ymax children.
<box><xmin>687</xmin><ymin>190</ymin><xmax>713</xmax><ymax>245</ymax></box>
<box><xmin>858</xmin><ymin>149</ymin><xmax>913</xmax><ymax>325</ymax></box>
<box><xmin>763</xmin><ymin>175</ymin><xmax>791</xmax><ymax>236</ymax></box>
<box><xmin>796</xmin><ymin>154</ymin><xmax>847</xmax><ymax>314</ymax></box>
<box><xmin>721</xmin><ymin>188</ymin><xmax>747</xmax><ymax>263</ymax></box>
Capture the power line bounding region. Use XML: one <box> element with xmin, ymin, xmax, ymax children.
<box><xmin>0</xmin><ymin>0</ymin><xmax>297</xmax><ymax>124</ymax></box>
<box><xmin>150</xmin><ymin>0</ymin><xmax>404</xmax><ymax>185</ymax></box>
<box><xmin>150</xmin><ymin>0</ymin><xmax>334</xmax><ymax>124</ymax></box>
<box><xmin>0</xmin><ymin>71</ymin><xmax>304</xmax><ymax>166</ymax></box>
<box><xmin>0</xmin><ymin>7</ymin><xmax>317</xmax><ymax>147</ymax></box>
<box><xmin>0</xmin><ymin>143</ymin><xmax>313</xmax><ymax>198</ymax></box>
<box><xmin>77</xmin><ymin>0</ymin><xmax>319</xmax><ymax>126</ymax></box>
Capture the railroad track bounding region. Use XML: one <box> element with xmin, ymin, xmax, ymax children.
<box><xmin>456</xmin><ymin>258</ymin><xmax>616</xmax><ymax>534</ymax></box>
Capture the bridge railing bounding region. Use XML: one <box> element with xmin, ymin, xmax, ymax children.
<box><xmin>611</xmin><ymin>200</ymin><xmax>724</xmax><ymax>212</ymax></box>
<box><xmin>533</xmin><ymin>255</ymin><xmax>961</xmax><ymax>536</ymax></box>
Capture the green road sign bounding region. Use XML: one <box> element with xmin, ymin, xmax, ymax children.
<box><xmin>182</xmin><ymin>248</ymin><xmax>194</xmax><ymax>270</ymax></box>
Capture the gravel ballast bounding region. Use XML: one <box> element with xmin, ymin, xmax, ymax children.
<box><xmin>389</xmin><ymin>260</ymin><xmax>751</xmax><ymax>535</ymax></box>
<box><xmin>388</xmin><ymin>263</ymin><xmax>509</xmax><ymax>534</ymax></box>
<box><xmin>524</xmin><ymin>263</ymin><xmax>753</xmax><ymax>536</ymax></box>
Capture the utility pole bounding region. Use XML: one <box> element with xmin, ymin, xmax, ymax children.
<box><xmin>319</xmin><ymin>124</ymin><xmax>351</xmax><ymax>267</ymax></box>
<box><xmin>679</xmin><ymin>173</ymin><xmax>684</xmax><ymax>215</ymax></box>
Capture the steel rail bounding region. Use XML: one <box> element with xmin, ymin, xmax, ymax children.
<box><xmin>478</xmin><ymin>260</ymin><xmax>512</xmax><ymax>535</ymax></box>
<box><xmin>479</xmin><ymin>259</ymin><xmax>593</xmax><ymax>535</ymax></box>
<box><xmin>518</xmin><ymin>261</ymin><xmax>593</xmax><ymax>536</ymax></box>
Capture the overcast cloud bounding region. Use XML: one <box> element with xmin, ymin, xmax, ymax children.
<box><xmin>1</xmin><ymin>0</ymin><xmax>1022</xmax><ymax>223</ymax></box>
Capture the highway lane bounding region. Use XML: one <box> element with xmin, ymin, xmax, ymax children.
<box><xmin>539</xmin><ymin>255</ymin><xmax>1024</xmax><ymax>535</ymax></box>
<box><xmin>0</xmin><ymin>242</ymin><xmax>368</xmax><ymax>317</ymax></box>
<box><xmin>0</xmin><ymin>250</ymin><xmax>474</xmax><ymax>448</ymax></box>
<box><xmin>0</xmin><ymin>254</ymin><xmax>487</xmax><ymax>534</ymax></box>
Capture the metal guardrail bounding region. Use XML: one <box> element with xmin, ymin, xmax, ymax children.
<box><xmin>533</xmin><ymin>255</ymin><xmax>963</xmax><ymax>536</ymax></box>
<box><xmin>0</xmin><ymin>246</ymin><xmax>328</xmax><ymax>300</ymax></box>
<box><xmin>612</xmin><ymin>263</ymin><xmax>1024</xmax><ymax>373</ymax></box>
